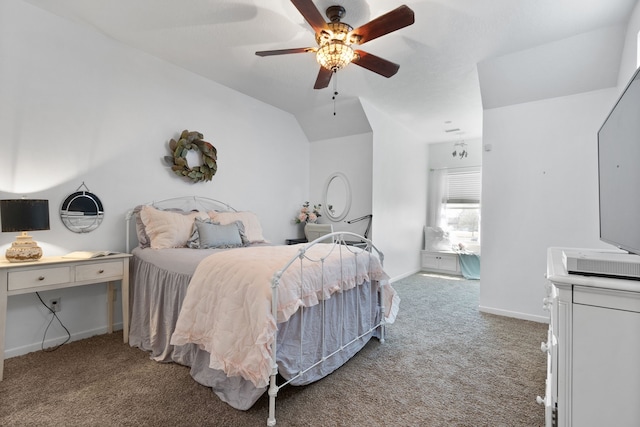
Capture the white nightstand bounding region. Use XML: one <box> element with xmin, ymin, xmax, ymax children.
<box><xmin>0</xmin><ymin>253</ymin><xmax>131</xmax><ymax>381</ymax></box>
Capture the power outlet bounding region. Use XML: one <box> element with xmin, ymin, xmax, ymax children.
<box><xmin>49</xmin><ymin>297</ymin><xmax>61</xmax><ymax>312</ymax></box>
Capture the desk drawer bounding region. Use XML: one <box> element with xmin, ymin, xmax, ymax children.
<box><xmin>8</xmin><ymin>266</ymin><xmax>72</xmax><ymax>291</ymax></box>
<box><xmin>75</xmin><ymin>261</ymin><xmax>123</xmax><ymax>281</ymax></box>
<box><xmin>574</xmin><ymin>285</ymin><xmax>640</xmax><ymax>313</ymax></box>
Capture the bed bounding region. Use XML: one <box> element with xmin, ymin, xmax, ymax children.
<box><xmin>125</xmin><ymin>197</ymin><xmax>399</xmax><ymax>426</ymax></box>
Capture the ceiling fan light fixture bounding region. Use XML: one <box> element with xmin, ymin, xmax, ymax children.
<box><xmin>316</xmin><ymin>41</ymin><xmax>355</xmax><ymax>71</ymax></box>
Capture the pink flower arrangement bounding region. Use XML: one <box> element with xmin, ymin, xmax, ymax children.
<box><xmin>295</xmin><ymin>201</ymin><xmax>323</xmax><ymax>224</ymax></box>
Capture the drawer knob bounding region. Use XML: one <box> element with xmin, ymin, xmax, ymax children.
<box><xmin>98</xmin><ymin>269</ymin><xmax>105</xmax><ymax>274</ymax></box>
<box><xmin>540</xmin><ymin>341</ymin><xmax>550</xmax><ymax>353</ymax></box>
<box><xmin>38</xmin><ymin>276</ymin><xmax>45</xmax><ymax>281</ymax></box>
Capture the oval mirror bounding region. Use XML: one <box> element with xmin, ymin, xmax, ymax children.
<box><xmin>323</xmin><ymin>172</ymin><xmax>351</xmax><ymax>222</ymax></box>
<box><xmin>60</xmin><ymin>191</ymin><xmax>104</xmax><ymax>233</ymax></box>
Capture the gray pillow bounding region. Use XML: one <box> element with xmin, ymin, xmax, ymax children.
<box><xmin>187</xmin><ymin>218</ymin><xmax>248</xmax><ymax>249</ymax></box>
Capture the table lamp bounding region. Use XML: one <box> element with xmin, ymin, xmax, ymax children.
<box><xmin>1</xmin><ymin>199</ymin><xmax>50</xmax><ymax>262</ymax></box>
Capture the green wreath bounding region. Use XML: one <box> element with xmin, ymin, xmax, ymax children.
<box><xmin>164</xmin><ymin>130</ymin><xmax>217</xmax><ymax>183</ymax></box>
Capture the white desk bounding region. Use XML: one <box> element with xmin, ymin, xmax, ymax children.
<box><xmin>0</xmin><ymin>253</ymin><xmax>131</xmax><ymax>381</ymax></box>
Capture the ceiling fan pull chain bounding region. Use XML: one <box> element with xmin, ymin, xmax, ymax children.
<box><xmin>332</xmin><ymin>69</ymin><xmax>338</xmax><ymax>116</ymax></box>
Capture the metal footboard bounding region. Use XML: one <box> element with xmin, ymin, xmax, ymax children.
<box><xmin>267</xmin><ymin>232</ymin><xmax>387</xmax><ymax>426</ymax></box>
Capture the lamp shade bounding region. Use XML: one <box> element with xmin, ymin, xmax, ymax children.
<box><xmin>1</xmin><ymin>199</ymin><xmax>50</xmax><ymax>232</ymax></box>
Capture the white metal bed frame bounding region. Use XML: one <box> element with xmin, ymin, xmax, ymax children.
<box><xmin>267</xmin><ymin>231</ymin><xmax>387</xmax><ymax>426</ymax></box>
<box><xmin>124</xmin><ymin>197</ymin><xmax>389</xmax><ymax>426</ymax></box>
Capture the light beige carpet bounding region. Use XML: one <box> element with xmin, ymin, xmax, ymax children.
<box><xmin>0</xmin><ymin>273</ymin><xmax>547</xmax><ymax>426</ymax></box>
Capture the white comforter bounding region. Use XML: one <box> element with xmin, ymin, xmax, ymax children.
<box><xmin>170</xmin><ymin>243</ymin><xmax>397</xmax><ymax>388</ymax></box>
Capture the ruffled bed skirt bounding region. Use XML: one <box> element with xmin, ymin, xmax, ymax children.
<box><xmin>128</xmin><ymin>250</ymin><xmax>383</xmax><ymax>409</ymax></box>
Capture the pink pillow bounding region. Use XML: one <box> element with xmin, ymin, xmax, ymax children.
<box><xmin>140</xmin><ymin>205</ymin><xmax>207</xmax><ymax>249</ymax></box>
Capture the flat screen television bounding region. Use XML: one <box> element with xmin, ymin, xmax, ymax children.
<box><xmin>598</xmin><ymin>66</ymin><xmax>640</xmax><ymax>255</ymax></box>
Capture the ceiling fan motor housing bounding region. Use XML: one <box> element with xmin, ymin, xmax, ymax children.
<box><xmin>325</xmin><ymin>5</ymin><xmax>346</xmax><ymax>22</ymax></box>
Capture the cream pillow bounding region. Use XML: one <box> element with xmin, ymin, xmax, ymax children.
<box><xmin>208</xmin><ymin>211</ymin><xmax>266</xmax><ymax>243</ymax></box>
<box><xmin>140</xmin><ymin>205</ymin><xmax>207</xmax><ymax>249</ymax></box>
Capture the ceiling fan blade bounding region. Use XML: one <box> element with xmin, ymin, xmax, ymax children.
<box><xmin>255</xmin><ymin>47</ymin><xmax>316</xmax><ymax>57</ymax></box>
<box><xmin>291</xmin><ymin>0</ymin><xmax>328</xmax><ymax>33</ymax></box>
<box><xmin>352</xmin><ymin>50</ymin><xmax>400</xmax><ymax>78</ymax></box>
<box><xmin>351</xmin><ymin>5</ymin><xmax>415</xmax><ymax>45</ymax></box>
<box><xmin>314</xmin><ymin>67</ymin><xmax>334</xmax><ymax>89</ymax></box>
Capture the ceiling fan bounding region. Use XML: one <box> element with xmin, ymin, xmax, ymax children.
<box><xmin>255</xmin><ymin>0</ymin><xmax>415</xmax><ymax>89</ymax></box>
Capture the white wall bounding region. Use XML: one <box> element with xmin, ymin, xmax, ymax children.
<box><xmin>1</xmin><ymin>0</ymin><xmax>310</xmax><ymax>357</ymax></box>
<box><xmin>308</xmin><ymin>132</ymin><xmax>373</xmax><ymax>238</ymax></box>
<box><xmin>307</xmin><ymin>102</ymin><xmax>431</xmax><ymax>282</ymax></box>
<box><xmin>362</xmin><ymin>100</ymin><xmax>428</xmax><ymax>281</ymax></box>
<box><xmin>480</xmin><ymin>1</ymin><xmax>640</xmax><ymax>322</ymax></box>
<box><xmin>481</xmin><ymin>89</ymin><xmax>617</xmax><ymax>321</ymax></box>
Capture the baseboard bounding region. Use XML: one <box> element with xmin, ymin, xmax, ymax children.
<box><xmin>4</xmin><ymin>323</ymin><xmax>123</xmax><ymax>359</ymax></box>
<box><xmin>390</xmin><ymin>268</ymin><xmax>421</xmax><ymax>283</ymax></box>
<box><xmin>478</xmin><ymin>305</ymin><xmax>548</xmax><ymax>324</ymax></box>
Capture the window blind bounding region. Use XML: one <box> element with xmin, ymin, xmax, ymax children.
<box><xmin>447</xmin><ymin>170</ymin><xmax>481</xmax><ymax>203</ymax></box>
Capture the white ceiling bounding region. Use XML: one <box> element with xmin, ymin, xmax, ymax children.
<box><xmin>23</xmin><ymin>0</ymin><xmax>638</xmax><ymax>142</ymax></box>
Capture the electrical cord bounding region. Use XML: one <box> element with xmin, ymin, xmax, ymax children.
<box><xmin>35</xmin><ymin>292</ymin><xmax>71</xmax><ymax>352</ymax></box>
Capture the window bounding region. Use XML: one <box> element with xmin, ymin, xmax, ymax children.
<box><xmin>442</xmin><ymin>202</ymin><xmax>480</xmax><ymax>246</ymax></box>
<box><xmin>428</xmin><ymin>168</ymin><xmax>481</xmax><ymax>250</ymax></box>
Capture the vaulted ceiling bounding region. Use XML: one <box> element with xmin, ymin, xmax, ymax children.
<box><xmin>23</xmin><ymin>0</ymin><xmax>638</xmax><ymax>142</ymax></box>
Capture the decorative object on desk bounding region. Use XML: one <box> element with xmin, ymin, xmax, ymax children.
<box><xmin>294</xmin><ymin>201</ymin><xmax>323</xmax><ymax>223</ymax></box>
<box><xmin>164</xmin><ymin>130</ymin><xmax>217</xmax><ymax>183</ymax></box>
<box><xmin>60</xmin><ymin>182</ymin><xmax>104</xmax><ymax>233</ymax></box>
<box><xmin>0</xmin><ymin>199</ymin><xmax>50</xmax><ymax>262</ymax></box>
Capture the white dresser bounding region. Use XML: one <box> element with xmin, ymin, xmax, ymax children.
<box><xmin>542</xmin><ymin>248</ymin><xmax>640</xmax><ymax>427</ymax></box>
